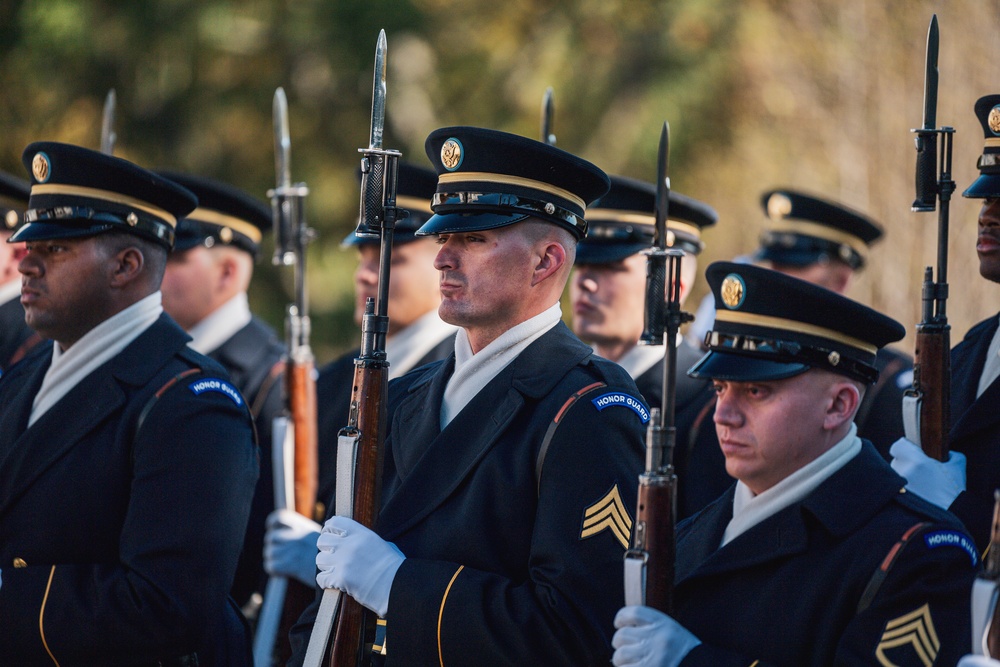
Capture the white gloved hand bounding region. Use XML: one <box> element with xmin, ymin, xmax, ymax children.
<box><xmin>263</xmin><ymin>508</ymin><xmax>322</xmax><ymax>586</ymax></box>
<box><xmin>958</xmin><ymin>656</ymin><xmax>1000</xmax><ymax>666</ymax></box>
<box><xmin>315</xmin><ymin>516</ymin><xmax>404</xmax><ymax>617</ymax></box>
<box><xmin>890</xmin><ymin>437</ymin><xmax>966</xmax><ymax>509</ymax></box>
<box><xmin>612</xmin><ymin>605</ymin><xmax>701</xmax><ymax>667</ymax></box>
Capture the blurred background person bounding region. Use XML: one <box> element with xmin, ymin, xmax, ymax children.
<box><xmin>0</xmin><ymin>170</ymin><xmax>40</xmax><ymax>373</ymax></box>
<box><xmin>570</xmin><ymin>175</ymin><xmax>728</xmax><ymax>519</ymax></box>
<box><xmin>264</xmin><ymin>161</ymin><xmax>456</xmax><ymax>589</ymax></box>
<box><xmin>159</xmin><ymin>170</ymin><xmax>285</xmax><ymax>616</ymax></box>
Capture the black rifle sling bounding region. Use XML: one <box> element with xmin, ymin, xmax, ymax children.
<box><xmin>535</xmin><ymin>381</ymin><xmax>608</xmax><ymax>496</ymax></box>
<box><xmin>856</xmin><ymin>521</ymin><xmax>931</xmax><ymax>614</ymax></box>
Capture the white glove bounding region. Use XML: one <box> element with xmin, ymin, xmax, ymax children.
<box><xmin>315</xmin><ymin>516</ymin><xmax>404</xmax><ymax>617</ymax></box>
<box><xmin>890</xmin><ymin>437</ymin><xmax>966</xmax><ymax>509</ymax></box>
<box><xmin>612</xmin><ymin>605</ymin><xmax>701</xmax><ymax>667</ymax></box>
<box><xmin>958</xmin><ymin>656</ymin><xmax>1000</xmax><ymax>666</ymax></box>
<box><xmin>263</xmin><ymin>509</ymin><xmax>322</xmax><ymax>586</ymax></box>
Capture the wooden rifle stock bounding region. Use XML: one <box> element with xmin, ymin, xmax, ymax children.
<box><xmin>631</xmin><ymin>411</ymin><xmax>677</xmax><ymax>613</ymax></box>
<box><xmin>274</xmin><ymin>352</ymin><xmax>320</xmax><ymax>665</ymax></box>
<box><xmin>288</xmin><ymin>355</ymin><xmax>319</xmax><ymax>518</ymax></box>
<box><xmin>327</xmin><ymin>344</ymin><xmax>389</xmax><ymax>666</ymax></box>
<box><xmin>911</xmin><ymin>314</ymin><xmax>950</xmax><ymax>462</ymax></box>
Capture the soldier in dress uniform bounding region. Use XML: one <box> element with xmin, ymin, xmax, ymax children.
<box><xmin>612</xmin><ymin>261</ymin><xmax>976</xmax><ymax>667</ymax></box>
<box><xmin>0</xmin><ymin>142</ymin><xmax>258</xmax><ymax>664</ymax></box>
<box><xmin>756</xmin><ymin>190</ymin><xmax>913</xmax><ymax>455</ymax></box>
<box><xmin>0</xmin><ymin>171</ymin><xmax>42</xmax><ymax>373</ymax></box>
<box><xmin>570</xmin><ymin>175</ymin><xmax>728</xmax><ymax>519</ymax></box>
<box><xmin>264</xmin><ymin>161</ymin><xmax>457</xmax><ymax>589</ymax></box>
<box><xmin>157</xmin><ymin>170</ymin><xmax>286</xmax><ymax>615</ymax></box>
<box><xmin>890</xmin><ymin>94</ymin><xmax>1000</xmax><ymax>557</ymax></box>
<box><xmin>687</xmin><ymin>192</ymin><xmax>912</xmax><ymax>459</ymax></box>
<box><xmin>290</xmin><ymin>127</ymin><xmax>647</xmax><ymax>665</ymax></box>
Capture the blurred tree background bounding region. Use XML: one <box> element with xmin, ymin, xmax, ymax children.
<box><xmin>1</xmin><ymin>0</ymin><xmax>998</xmax><ymax>363</ymax></box>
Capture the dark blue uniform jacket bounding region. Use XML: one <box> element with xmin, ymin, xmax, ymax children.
<box><xmin>293</xmin><ymin>322</ymin><xmax>646</xmax><ymax>666</ymax></box>
<box><xmin>673</xmin><ymin>442</ymin><xmax>977</xmax><ymax>667</ymax></box>
<box><xmin>0</xmin><ymin>314</ymin><xmax>258</xmax><ymax>665</ymax></box>
<box><xmin>950</xmin><ymin>314</ymin><xmax>1000</xmax><ymax>551</ymax></box>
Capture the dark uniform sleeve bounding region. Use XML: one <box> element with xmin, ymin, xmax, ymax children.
<box><xmin>383</xmin><ymin>384</ymin><xmax>645</xmax><ymax>666</ymax></box>
<box><xmin>834</xmin><ymin>523</ymin><xmax>976</xmax><ymax>666</ymax></box>
<box><xmin>677</xmin><ymin>521</ymin><xmax>978</xmax><ymax>667</ymax></box>
<box><xmin>0</xmin><ymin>374</ymin><xmax>258</xmax><ymax>663</ymax></box>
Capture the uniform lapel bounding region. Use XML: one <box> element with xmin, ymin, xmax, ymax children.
<box><xmin>678</xmin><ymin>445</ymin><xmax>897</xmax><ymax>583</ymax></box>
<box><xmin>950</xmin><ymin>317</ymin><xmax>997</xmax><ymax>421</ymax></box>
<box><xmin>952</xmin><ymin>374</ymin><xmax>1000</xmax><ymax>445</ymax></box>
<box><xmin>389</xmin><ymin>356</ymin><xmax>453</xmax><ymax>478</ymax></box>
<box><xmin>0</xmin><ymin>369</ymin><xmax>128</xmax><ymax>513</ymax></box>
<box><xmin>378</xmin><ymin>322</ymin><xmax>592</xmax><ymax>540</ymax></box>
<box><xmin>0</xmin><ymin>346</ymin><xmax>50</xmax><ymax>458</ymax></box>
<box><xmin>0</xmin><ymin>315</ymin><xmax>188</xmax><ymax>514</ymax></box>
<box><xmin>378</xmin><ymin>362</ymin><xmax>523</xmax><ymax>539</ymax></box>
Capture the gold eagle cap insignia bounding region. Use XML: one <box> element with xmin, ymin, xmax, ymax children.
<box><xmin>581</xmin><ymin>484</ymin><xmax>633</xmax><ymax>549</ymax></box>
<box><xmin>875</xmin><ymin>603</ymin><xmax>939</xmax><ymax>667</ymax></box>
<box><xmin>720</xmin><ymin>274</ymin><xmax>746</xmax><ymax>310</ymax></box>
<box><xmin>440</xmin><ymin>138</ymin><xmax>463</xmax><ymax>171</ymax></box>
<box><xmin>989</xmin><ymin>105</ymin><xmax>1000</xmax><ymax>135</ymax></box>
<box><xmin>32</xmin><ymin>152</ymin><xmax>51</xmax><ymax>183</ymax></box>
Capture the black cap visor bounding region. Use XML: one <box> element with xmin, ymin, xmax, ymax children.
<box><xmin>416</xmin><ymin>210</ymin><xmax>532</xmax><ymax>236</ymax></box>
<box><xmin>687</xmin><ymin>349</ymin><xmax>811</xmax><ymax>381</ymax></box>
<box><xmin>9</xmin><ymin>219</ymin><xmax>115</xmax><ymax>244</ymax></box>
<box><xmin>963</xmin><ymin>173</ymin><xmax>1000</xmax><ymax>199</ymax></box>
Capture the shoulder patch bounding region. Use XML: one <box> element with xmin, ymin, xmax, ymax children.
<box><xmin>923</xmin><ymin>530</ymin><xmax>978</xmax><ymax>566</ymax></box>
<box><xmin>188</xmin><ymin>377</ymin><xmax>244</xmax><ymax>407</ymax></box>
<box><xmin>580</xmin><ymin>484</ymin><xmax>633</xmax><ymax>549</ymax></box>
<box><xmin>590</xmin><ymin>392</ymin><xmax>649</xmax><ymax>423</ymax></box>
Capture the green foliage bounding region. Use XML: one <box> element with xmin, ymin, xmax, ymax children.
<box><xmin>4</xmin><ymin>0</ymin><xmax>999</xmax><ymax>361</ymax></box>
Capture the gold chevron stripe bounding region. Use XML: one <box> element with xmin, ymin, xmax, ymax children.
<box><xmin>875</xmin><ymin>604</ymin><xmax>938</xmax><ymax>667</ymax></box>
<box><xmin>583</xmin><ymin>501</ymin><xmax>632</xmax><ymax>538</ymax></box>
<box><xmin>581</xmin><ymin>485</ymin><xmax>633</xmax><ymax>549</ymax></box>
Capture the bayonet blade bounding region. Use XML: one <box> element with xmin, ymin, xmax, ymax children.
<box><xmin>368</xmin><ymin>29</ymin><xmax>387</xmax><ymax>151</ymax></box>
<box><xmin>100</xmin><ymin>89</ymin><xmax>116</xmax><ymax>155</ymax></box>
<box><xmin>274</xmin><ymin>87</ymin><xmax>292</xmax><ymax>190</ymax></box>
<box><xmin>654</xmin><ymin>122</ymin><xmax>671</xmax><ymax>250</ymax></box>
<box><xmin>542</xmin><ymin>87</ymin><xmax>555</xmax><ymax>145</ymax></box>
<box><xmin>921</xmin><ymin>15</ymin><xmax>939</xmax><ymax>131</ymax></box>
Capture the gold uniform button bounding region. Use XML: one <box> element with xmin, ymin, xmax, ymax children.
<box><xmin>13</xmin><ymin>557</ymin><xmax>27</xmax><ymax>568</ymax></box>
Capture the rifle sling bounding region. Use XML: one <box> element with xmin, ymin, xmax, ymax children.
<box><xmin>535</xmin><ymin>381</ymin><xmax>607</xmax><ymax>496</ymax></box>
<box><xmin>856</xmin><ymin>521</ymin><xmax>930</xmax><ymax>614</ymax></box>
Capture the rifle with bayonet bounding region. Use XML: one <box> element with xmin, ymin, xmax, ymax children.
<box><xmin>541</xmin><ymin>87</ymin><xmax>556</xmax><ymax>146</ymax></box>
<box><xmin>302</xmin><ymin>29</ymin><xmax>405</xmax><ymax>667</ymax></box>
<box><xmin>623</xmin><ymin>122</ymin><xmax>690</xmax><ymax>613</ymax></box>
<box><xmin>253</xmin><ymin>86</ymin><xmax>319</xmax><ymax>667</ymax></box>
<box><xmin>903</xmin><ymin>14</ymin><xmax>953</xmax><ymax>463</ymax></box>
<box><xmin>100</xmin><ymin>89</ymin><xmax>116</xmax><ymax>155</ymax></box>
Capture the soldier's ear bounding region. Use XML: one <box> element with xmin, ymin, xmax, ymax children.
<box><xmin>530</xmin><ymin>239</ymin><xmax>567</xmax><ymax>287</ymax></box>
<box><xmin>108</xmin><ymin>246</ymin><xmax>144</xmax><ymax>288</ymax></box>
<box><xmin>823</xmin><ymin>380</ymin><xmax>861</xmax><ymax>431</ymax></box>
